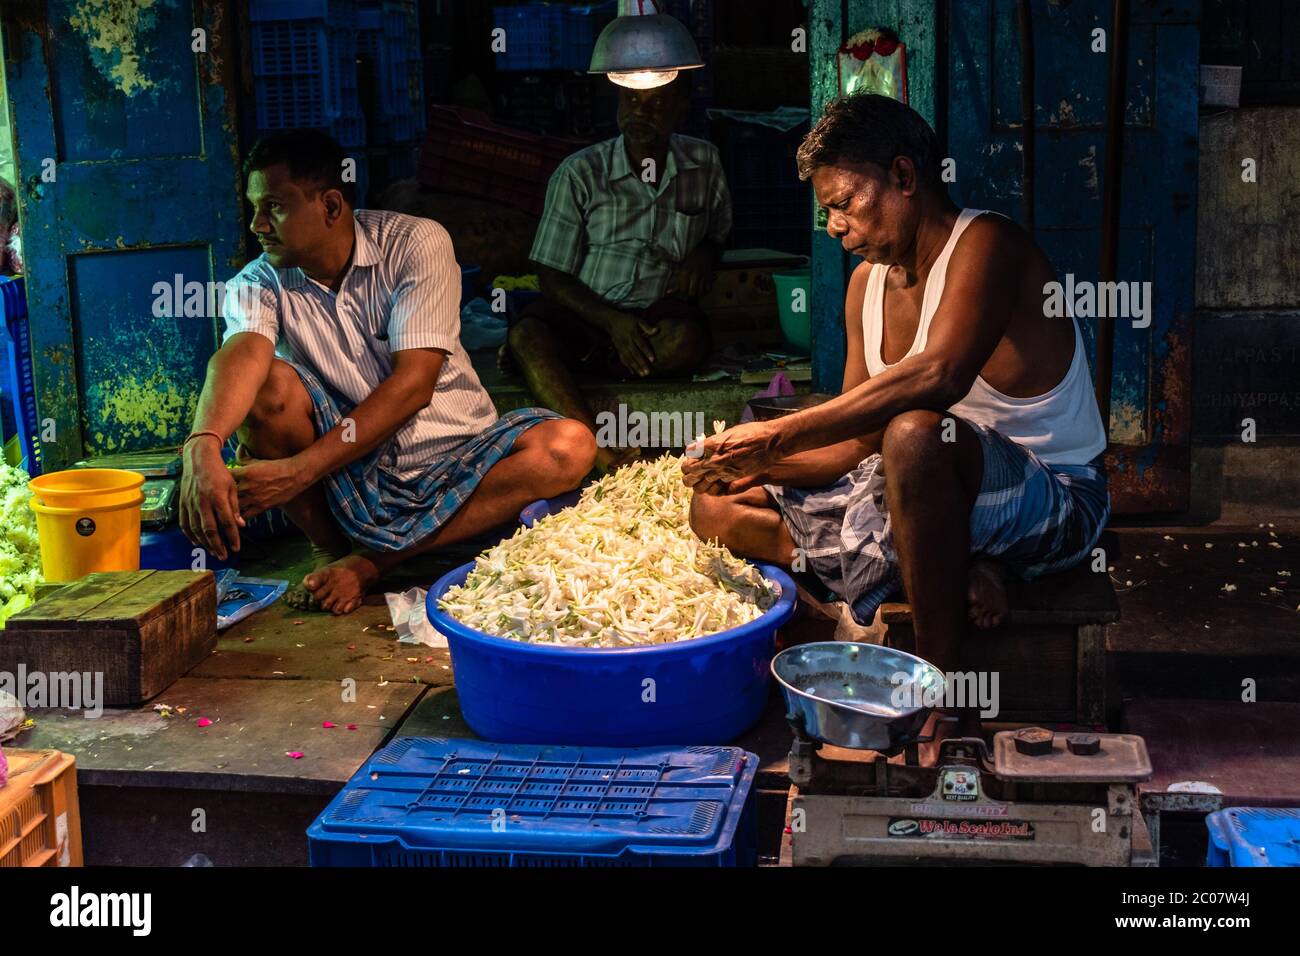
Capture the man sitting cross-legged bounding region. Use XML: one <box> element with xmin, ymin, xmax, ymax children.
<box><xmin>681</xmin><ymin>95</ymin><xmax>1110</xmax><ymax>759</ymax></box>
<box><xmin>179</xmin><ymin>130</ymin><xmax>596</xmax><ymax>614</ymax></box>
<box><xmin>504</xmin><ymin>75</ymin><xmax>730</xmax><ymax>474</ymax></box>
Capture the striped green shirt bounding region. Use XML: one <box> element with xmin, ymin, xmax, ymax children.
<box><xmin>529</xmin><ymin>134</ymin><xmax>732</xmax><ymax>310</ymax></box>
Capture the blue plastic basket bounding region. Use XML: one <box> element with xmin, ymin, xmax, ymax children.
<box><xmin>494</xmin><ymin>3</ymin><xmax>611</xmax><ymax>72</ymax></box>
<box><xmin>1206</xmin><ymin>808</ymin><xmax>1300</xmax><ymax>867</ymax></box>
<box><xmin>251</xmin><ymin>4</ymin><xmax>365</xmax><ymax>147</ymax></box>
<box><xmin>0</xmin><ymin>277</ymin><xmax>39</xmax><ymax>475</ymax></box>
<box><xmin>307</xmin><ymin>738</ymin><xmax>759</xmax><ymax>866</ymax></box>
<box><xmin>495</xmin><ymin>4</ymin><xmax>566</xmax><ymax>72</ymax></box>
<box><xmin>358</xmin><ymin>1</ymin><xmax>424</xmax><ymax>144</ymax></box>
<box><xmin>249</xmin><ymin>0</ymin><xmax>354</xmax><ymax>26</ymax></box>
<box><xmin>425</xmin><ymin>489</ymin><xmax>798</xmax><ymax>746</ymax></box>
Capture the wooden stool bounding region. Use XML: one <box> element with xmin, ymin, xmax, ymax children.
<box><xmin>878</xmin><ymin>561</ymin><xmax>1119</xmax><ymax>726</ymax></box>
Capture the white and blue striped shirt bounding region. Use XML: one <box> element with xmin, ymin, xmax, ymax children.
<box><xmin>222</xmin><ymin>209</ymin><xmax>498</xmax><ymax>478</ymax></box>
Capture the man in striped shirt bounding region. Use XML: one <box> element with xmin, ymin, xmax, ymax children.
<box><xmin>505</xmin><ymin>77</ymin><xmax>732</xmax><ymax>473</ymax></box>
<box><xmin>179</xmin><ymin>130</ymin><xmax>595</xmax><ymax>614</ymax></box>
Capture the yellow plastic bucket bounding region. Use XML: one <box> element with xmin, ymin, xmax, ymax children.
<box><xmin>28</xmin><ymin>469</ymin><xmax>145</xmax><ymax>582</ymax></box>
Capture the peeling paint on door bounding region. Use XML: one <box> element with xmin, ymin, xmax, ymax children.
<box><xmin>67</xmin><ymin>0</ymin><xmax>161</xmax><ymax>97</ymax></box>
<box><xmin>8</xmin><ymin>0</ymin><xmax>246</xmax><ymax>469</ymax></box>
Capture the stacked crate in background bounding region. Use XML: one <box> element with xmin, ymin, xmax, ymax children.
<box><xmin>418</xmin><ymin>106</ymin><xmax>589</xmax><ymax>217</ymax></box>
<box><xmin>496</xmin><ymin>73</ymin><xmax>614</xmax><ymax>139</ymax></box>
<box><xmin>493</xmin><ymin>3</ymin><xmax>616</xmax><ymax>73</ymax></box>
<box><xmin>250</xmin><ymin>0</ymin><xmax>365</xmax><ymax>149</ymax></box>
<box><xmin>658</xmin><ymin>0</ymin><xmax>713</xmax><ymax>138</ymax></box>
<box><xmin>357</xmin><ymin>0</ymin><xmax>424</xmax><ymax>195</ymax></box>
<box><xmin>723</xmin><ymin>118</ymin><xmax>811</xmax><ymax>255</ymax></box>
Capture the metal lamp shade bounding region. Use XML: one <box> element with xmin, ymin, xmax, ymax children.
<box><xmin>588</xmin><ymin>13</ymin><xmax>704</xmax><ymax>75</ymax></box>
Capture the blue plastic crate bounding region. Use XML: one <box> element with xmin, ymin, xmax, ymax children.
<box><xmin>308</xmin><ymin>738</ymin><xmax>759</xmax><ymax>867</ymax></box>
<box><xmin>358</xmin><ymin>2</ymin><xmax>423</xmax><ymax>144</ymax></box>
<box><xmin>1206</xmin><ymin>808</ymin><xmax>1300</xmax><ymax>867</ymax></box>
<box><xmin>494</xmin><ymin>4</ymin><xmax>568</xmax><ymax>72</ymax></box>
<box><xmin>560</xmin><ymin>3</ymin><xmax>615</xmax><ymax>71</ymax></box>
<box><xmin>249</xmin><ymin>0</ymin><xmax>355</xmax><ymax>27</ymax></box>
<box><xmin>0</xmin><ymin>277</ymin><xmax>39</xmax><ymax>475</ymax></box>
<box><xmin>253</xmin><ymin>18</ymin><xmax>364</xmax><ymax>147</ymax></box>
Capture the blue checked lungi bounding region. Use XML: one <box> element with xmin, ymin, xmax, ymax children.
<box><xmin>766</xmin><ymin>420</ymin><xmax>1110</xmax><ymax>626</ymax></box>
<box><xmin>288</xmin><ymin>362</ymin><xmax>561</xmax><ymax>551</ymax></box>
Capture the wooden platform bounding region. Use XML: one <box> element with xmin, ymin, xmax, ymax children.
<box><xmin>6</xmin><ymin>524</ymin><xmax>1294</xmax><ymax>866</ymax></box>
<box><xmin>876</xmin><ymin>559</ymin><xmax>1120</xmax><ymax>725</ymax></box>
<box><xmin>13</xmin><ymin>536</ymin><xmax>454</xmax><ymax>866</ymax></box>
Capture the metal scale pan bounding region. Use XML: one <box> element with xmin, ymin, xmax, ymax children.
<box><xmin>772</xmin><ymin>642</ymin><xmax>947</xmax><ymax>754</ymax></box>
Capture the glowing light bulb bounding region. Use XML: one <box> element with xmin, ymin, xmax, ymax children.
<box><xmin>608</xmin><ymin>69</ymin><xmax>680</xmax><ymax>89</ymax></box>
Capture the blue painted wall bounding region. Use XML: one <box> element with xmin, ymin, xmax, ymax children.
<box><xmin>5</xmin><ymin>0</ymin><xmax>245</xmax><ymax>469</ymax></box>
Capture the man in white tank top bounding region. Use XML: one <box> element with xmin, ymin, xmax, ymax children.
<box><xmin>683</xmin><ymin>95</ymin><xmax>1110</xmax><ymax>759</ymax></box>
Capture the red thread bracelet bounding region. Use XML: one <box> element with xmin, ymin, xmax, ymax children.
<box><xmin>181</xmin><ymin>430</ymin><xmax>224</xmax><ymax>453</ymax></box>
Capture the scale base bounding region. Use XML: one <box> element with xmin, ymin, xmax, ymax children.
<box><xmin>787</xmin><ymin>732</ymin><xmax>1150</xmax><ymax>867</ymax></box>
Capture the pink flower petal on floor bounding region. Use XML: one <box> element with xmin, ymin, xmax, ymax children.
<box><xmin>322</xmin><ymin>721</ymin><xmax>336</xmax><ymax>729</ymax></box>
<box><xmin>346</xmin><ymin>724</ymin><xmax>358</xmax><ymax>730</ymax></box>
<box><xmin>196</xmin><ymin>718</ymin><xmax>212</xmax><ymax>728</ymax></box>
<box><xmin>286</xmin><ymin>751</ymin><xmax>304</xmax><ymax>759</ymax></box>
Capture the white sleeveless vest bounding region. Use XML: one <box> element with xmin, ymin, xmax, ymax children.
<box><xmin>861</xmin><ymin>208</ymin><xmax>1107</xmax><ymax>465</ymax></box>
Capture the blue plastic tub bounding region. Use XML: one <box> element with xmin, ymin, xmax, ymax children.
<box><xmin>1206</xmin><ymin>808</ymin><xmax>1300</xmax><ymax>867</ymax></box>
<box><xmin>139</xmin><ymin>527</ymin><xmax>235</xmax><ymax>573</ymax></box>
<box><xmin>307</xmin><ymin>737</ymin><xmax>758</xmax><ymax>866</ymax></box>
<box><xmin>426</xmin><ymin>554</ymin><xmax>796</xmax><ymax>746</ymax></box>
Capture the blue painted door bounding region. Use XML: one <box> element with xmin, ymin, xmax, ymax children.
<box><xmin>948</xmin><ymin>0</ymin><xmax>1198</xmax><ymax>512</ymax></box>
<box><xmin>810</xmin><ymin>0</ymin><xmax>1198</xmax><ymax>512</ymax></box>
<box><xmin>3</xmin><ymin>0</ymin><xmax>244</xmax><ymax>470</ymax></box>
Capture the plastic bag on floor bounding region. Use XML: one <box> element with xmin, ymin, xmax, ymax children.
<box><xmin>459</xmin><ymin>298</ymin><xmax>508</xmax><ymax>351</ymax></box>
<box><xmin>0</xmin><ymin>691</ymin><xmax>23</xmax><ymax>743</ymax></box>
<box><xmin>385</xmin><ymin>586</ymin><xmax>448</xmax><ymax>649</ymax></box>
<box><xmin>214</xmin><ymin>569</ymin><xmax>289</xmax><ymax>630</ymax></box>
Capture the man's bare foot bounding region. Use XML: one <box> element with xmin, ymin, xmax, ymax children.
<box><xmin>297</xmin><ymin>552</ymin><xmax>383</xmax><ymax>616</ymax></box>
<box><xmin>284</xmin><ymin>544</ymin><xmax>351</xmax><ymax>612</ymax></box>
<box><xmin>967</xmin><ymin>559</ymin><xmax>1009</xmax><ymax>629</ymax></box>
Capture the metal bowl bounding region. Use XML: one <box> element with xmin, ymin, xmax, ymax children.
<box><xmin>746</xmin><ymin>393</ymin><xmax>836</xmax><ymax>421</ymax></box>
<box><xmin>772</xmin><ymin>642</ymin><xmax>947</xmax><ymax>752</ymax></box>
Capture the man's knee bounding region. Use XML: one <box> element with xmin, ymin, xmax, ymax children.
<box><xmin>882</xmin><ymin>410</ymin><xmax>956</xmax><ymax>472</ymax></box>
<box><xmin>245</xmin><ymin>360</ymin><xmax>303</xmax><ymax>426</ymax></box>
<box><xmin>689</xmin><ymin>490</ymin><xmax>734</xmax><ymax>542</ymax></box>
<box><xmin>541</xmin><ymin>418</ymin><xmax>597</xmax><ymax>482</ymax></box>
<box><xmin>241</xmin><ymin>360</ymin><xmax>312</xmax><ymax>456</ymax></box>
<box><xmin>507</xmin><ymin>315</ymin><xmax>551</xmax><ymax>357</ymax></box>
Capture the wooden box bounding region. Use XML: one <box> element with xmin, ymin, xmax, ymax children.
<box><xmin>1</xmin><ymin>570</ymin><xmax>217</xmax><ymax>706</ymax></box>
<box><xmin>699</xmin><ymin>250</ymin><xmax>806</xmax><ymax>348</ymax></box>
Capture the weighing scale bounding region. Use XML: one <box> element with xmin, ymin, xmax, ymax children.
<box><xmin>773</xmin><ymin>642</ymin><xmax>1154</xmax><ymax>866</ymax></box>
